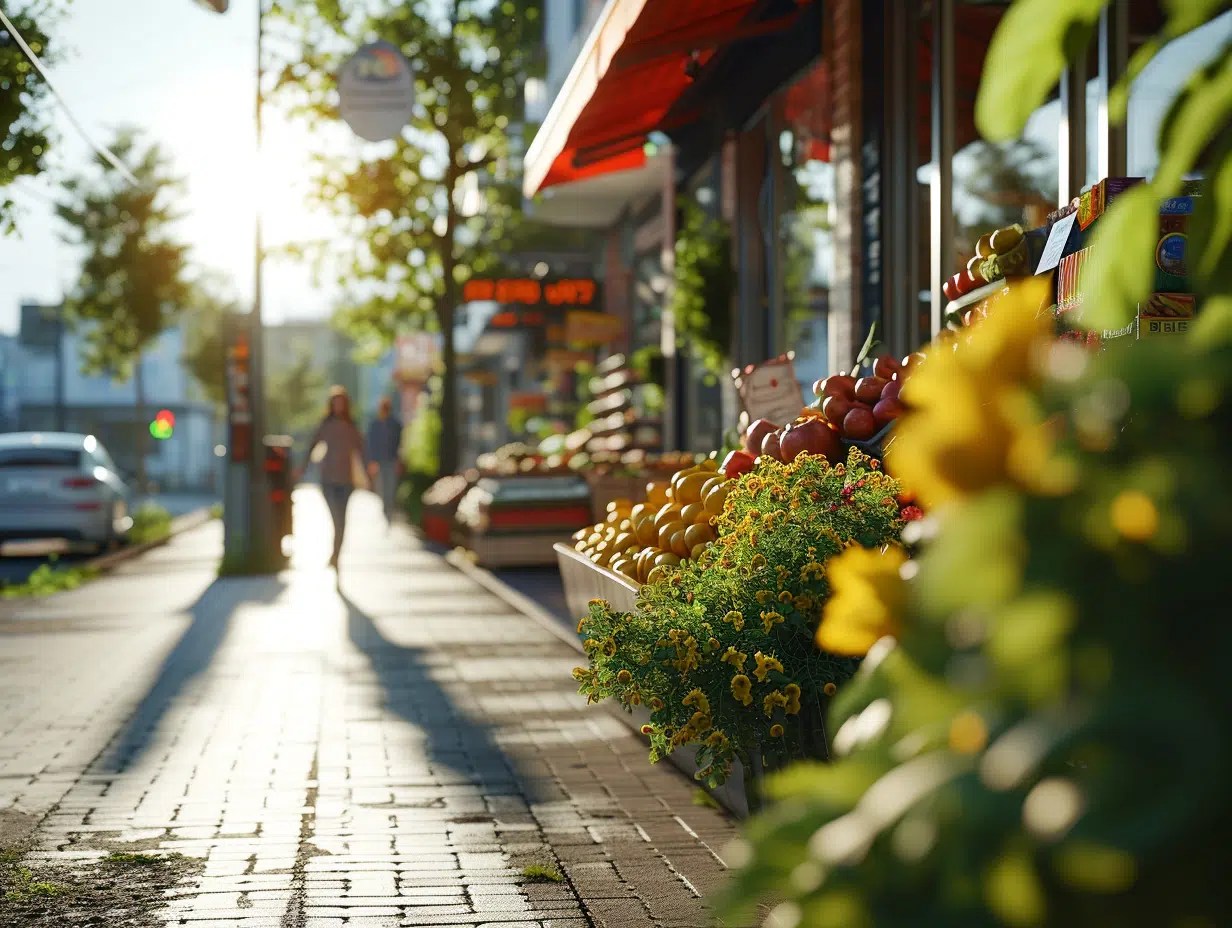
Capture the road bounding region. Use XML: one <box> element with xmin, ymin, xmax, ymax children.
<box><xmin>0</xmin><ymin>492</ymin><xmax>219</xmax><ymax>585</ymax></box>
<box><xmin>0</xmin><ymin>488</ymin><xmax>734</xmax><ymax>927</ymax></box>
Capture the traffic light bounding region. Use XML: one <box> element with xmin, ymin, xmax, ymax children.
<box><xmin>150</xmin><ymin>409</ymin><xmax>175</xmax><ymax>440</ymax></box>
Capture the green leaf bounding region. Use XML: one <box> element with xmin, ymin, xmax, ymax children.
<box><xmin>1075</xmin><ymin>185</ymin><xmax>1159</xmax><ymax>331</ymax></box>
<box><xmin>1154</xmin><ymin>42</ymin><xmax>1232</xmax><ymax>193</ymax></box>
<box><xmin>975</xmin><ymin>0</ymin><xmax>1105</xmax><ymax>142</ymax></box>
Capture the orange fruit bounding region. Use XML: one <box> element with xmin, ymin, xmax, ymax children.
<box><xmin>646</xmin><ymin>482</ymin><xmax>669</xmax><ymax>506</ymax></box>
<box><xmin>680</xmin><ymin>502</ymin><xmax>707</xmax><ymax>525</ymax></box>
<box><xmin>634</xmin><ymin>516</ymin><xmax>658</xmax><ymax>547</ymax></box>
<box><xmin>670</xmin><ymin>530</ymin><xmax>691</xmax><ymax>559</ymax></box>
<box><xmin>630</xmin><ymin>503</ymin><xmax>649</xmax><ymax>524</ymax></box>
<box><xmin>675</xmin><ymin>473</ymin><xmax>710</xmax><ymax>504</ymax></box>
<box><xmin>653</xmin><ymin>503</ymin><xmax>683</xmax><ymax>530</ymax></box>
<box><xmin>658</xmin><ymin>520</ymin><xmax>687</xmax><ymax>550</ymax></box>
<box><xmin>703</xmin><ymin>482</ymin><xmax>733</xmax><ymax>515</ymax></box>
<box><xmin>683</xmin><ymin>522</ymin><xmax>713</xmax><ymax>550</ymax></box>
<box><xmin>612</xmin><ymin>532</ymin><xmax>636</xmax><ymax>553</ymax></box>
<box><xmin>689</xmin><ymin>542</ymin><xmax>708</xmax><ymax>561</ymax></box>
<box><xmin>653</xmin><ymin>551</ymin><xmax>681</xmax><ymax>568</ymax></box>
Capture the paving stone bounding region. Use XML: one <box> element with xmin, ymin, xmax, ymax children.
<box><xmin>0</xmin><ymin>491</ymin><xmax>738</xmax><ymax>928</ymax></box>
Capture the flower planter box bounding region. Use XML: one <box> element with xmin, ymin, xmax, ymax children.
<box><xmin>554</xmin><ymin>543</ymin><xmax>749</xmax><ymax>817</ymax></box>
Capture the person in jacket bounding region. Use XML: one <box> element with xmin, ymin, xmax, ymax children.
<box><xmin>297</xmin><ymin>385</ymin><xmax>368</xmax><ymax>571</ymax></box>
<box><xmin>366</xmin><ymin>396</ymin><xmax>404</xmax><ymax>529</ymax></box>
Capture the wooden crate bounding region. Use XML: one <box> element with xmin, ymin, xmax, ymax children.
<box><xmin>582</xmin><ymin>473</ymin><xmax>648</xmax><ymax>522</ymax></box>
<box><xmin>554</xmin><ymin>543</ymin><xmax>749</xmax><ymax>816</ymax></box>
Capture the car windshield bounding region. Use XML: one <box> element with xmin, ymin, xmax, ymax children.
<box><xmin>0</xmin><ymin>448</ymin><xmax>82</xmax><ymax>468</ymax></box>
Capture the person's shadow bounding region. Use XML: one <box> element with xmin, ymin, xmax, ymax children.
<box><xmin>98</xmin><ymin>575</ymin><xmax>287</xmax><ymax>772</ymax></box>
<box><xmin>340</xmin><ymin>593</ymin><xmax>521</xmax><ymax>795</ymax></box>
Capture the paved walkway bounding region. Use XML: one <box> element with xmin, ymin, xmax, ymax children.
<box><xmin>0</xmin><ymin>489</ymin><xmax>735</xmax><ymax>927</ymax></box>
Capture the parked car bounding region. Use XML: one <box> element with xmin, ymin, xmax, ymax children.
<box><xmin>0</xmin><ymin>432</ymin><xmax>134</xmax><ymax>553</ymax></box>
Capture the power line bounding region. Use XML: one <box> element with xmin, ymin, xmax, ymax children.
<box><xmin>0</xmin><ymin>6</ymin><xmax>138</xmax><ymax>186</ymax></box>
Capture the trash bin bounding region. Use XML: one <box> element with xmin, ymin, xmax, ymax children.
<box><xmin>263</xmin><ymin>435</ymin><xmax>294</xmax><ymax>548</ymax></box>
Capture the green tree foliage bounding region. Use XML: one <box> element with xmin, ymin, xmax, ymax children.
<box><xmin>719</xmin><ymin>2</ymin><xmax>1232</xmax><ymax>926</ymax></box>
<box><xmin>180</xmin><ymin>275</ymin><xmax>241</xmax><ymax>409</ymax></box>
<box><xmin>266</xmin><ymin>350</ymin><xmax>327</xmax><ymax>439</ymax></box>
<box><xmin>0</xmin><ymin>0</ymin><xmax>58</xmax><ymax>234</ymax></box>
<box><xmin>668</xmin><ymin>199</ymin><xmax>734</xmax><ymax>376</ymax></box>
<box><xmin>269</xmin><ymin>0</ymin><xmax>545</xmax><ymax>476</ymax></box>
<box><xmin>57</xmin><ymin>129</ymin><xmax>192</xmax><ymax>488</ymax></box>
<box><xmin>958</xmin><ymin>139</ymin><xmax>1056</xmax><ymax>245</ymax></box>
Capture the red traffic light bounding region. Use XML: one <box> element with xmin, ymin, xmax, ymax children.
<box><xmin>155</xmin><ymin>409</ymin><xmax>175</xmax><ymax>427</ymax></box>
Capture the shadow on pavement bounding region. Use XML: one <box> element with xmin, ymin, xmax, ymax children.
<box><xmin>341</xmin><ymin>593</ymin><xmax>527</xmax><ymax>797</ymax></box>
<box><xmin>99</xmin><ymin>575</ymin><xmax>287</xmax><ymax>772</ymax></box>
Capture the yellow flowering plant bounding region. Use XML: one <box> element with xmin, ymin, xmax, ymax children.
<box><xmin>718</xmin><ymin>2</ymin><xmax>1232</xmax><ymax>920</ymax></box>
<box><xmin>574</xmin><ymin>448</ymin><xmax>904</xmax><ymax>809</ymax></box>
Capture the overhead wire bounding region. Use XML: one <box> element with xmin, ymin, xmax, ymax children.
<box><xmin>0</xmin><ymin>6</ymin><xmax>138</xmax><ymax>186</ymax></box>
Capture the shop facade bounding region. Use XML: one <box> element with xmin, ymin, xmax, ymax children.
<box><xmin>524</xmin><ymin>0</ymin><xmax>1232</xmax><ymax>447</ymax></box>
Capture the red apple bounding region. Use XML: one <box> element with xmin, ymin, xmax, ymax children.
<box><xmin>872</xmin><ymin>354</ymin><xmax>901</xmax><ymax>380</ymax></box>
<box><xmin>942</xmin><ymin>276</ymin><xmax>958</xmax><ymax>301</ymax></box>
<box><xmin>819</xmin><ymin>374</ymin><xmax>857</xmax><ymax>400</ymax></box>
<box><xmin>822</xmin><ymin>394</ymin><xmax>853</xmax><ymax>426</ymax></box>
<box><xmin>853</xmin><ymin>376</ymin><xmax>888</xmax><ymax>403</ymax></box>
<box><xmin>873</xmin><ymin>397</ymin><xmax>904</xmax><ymax>426</ymax></box>
<box><xmin>880</xmin><ymin>380</ymin><xmax>902</xmax><ymax>403</ymax></box>
<box><xmin>811</xmin><ymin>378</ymin><xmax>826</xmax><ymax>397</ymax></box>
<box><xmin>779</xmin><ymin>418</ymin><xmax>844</xmax><ymax>464</ymax></box>
<box><xmin>744</xmin><ymin>418</ymin><xmax>778</xmax><ymax>454</ymax></box>
<box><xmin>842</xmin><ymin>406</ymin><xmax>878</xmax><ymax>441</ymax></box>
<box><xmin>720</xmin><ymin>449</ymin><xmax>756</xmax><ymax>479</ymax></box>
<box><xmin>760</xmin><ymin>429</ymin><xmax>783</xmax><ymax>462</ymax></box>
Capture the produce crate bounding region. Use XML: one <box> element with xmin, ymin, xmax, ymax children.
<box><xmin>457</xmin><ymin>529</ymin><xmax>574</xmax><ymax>568</ymax></box>
<box><xmin>842</xmin><ymin>421</ymin><xmax>894</xmax><ymax>461</ymax></box>
<box><xmin>555</xmin><ymin>543</ymin><xmax>750</xmax><ymax>817</ymax></box>
<box><xmin>555</xmin><ymin>543</ymin><xmax>640</xmax><ymax>618</ymax></box>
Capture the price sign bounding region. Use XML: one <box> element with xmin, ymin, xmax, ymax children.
<box><xmin>733</xmin><ymin>355</ymin><xmax>803</xmax><ymax>427</ymax></box>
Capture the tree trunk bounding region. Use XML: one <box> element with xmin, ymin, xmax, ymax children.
<box><xmin>134</xmin><ymin>354</ymin><xmax>148</xmax><ymax>494</ymax></box>
<box><xmin>437</xmin><ymin>161</ymin><xmax>461</xmax><ymax>478</ymax></box>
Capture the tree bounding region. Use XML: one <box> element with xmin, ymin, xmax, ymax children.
<box><xmin>0</xmin><ymin>0</ymin><xmax>59</xmax><ymax>234</ymax></box>
<box><xmin>957</xmin><ymin>138</ymin><xmax>1056</xmax><ymax>251</ymax></box>
<box><xmin>57</xmin><ymin>129</ymin><xmax>192</xmax><ymax>489</ymax></box>
<box><xmin>270</xmin><ymin>0</ymin><xmax>544</xmax><ymax>476</ymax></box>
<box><xmin>181</xmin><ymin>274</ymin><xmax>242</xmax><ymax>410</ymax></box>
<box><xmin>266</xmin><ymin>350</ymin><xmax>326</xmax><ymax>440</ymax></box>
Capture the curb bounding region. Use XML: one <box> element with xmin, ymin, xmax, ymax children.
<box><xmin>84</xmin><ymin>507</ymin><xmax>217</xmax><ymax>573</ymax></box>
<box><xmin>443</xmin><ymin>548</ymin><xmax>749</xmax><ymax>819</ymax></box>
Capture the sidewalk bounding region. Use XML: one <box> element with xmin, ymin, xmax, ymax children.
<box><xmin>0</xmin><ymin>488</ymin><xmax>737</xmax><ymax>928</ymax></box>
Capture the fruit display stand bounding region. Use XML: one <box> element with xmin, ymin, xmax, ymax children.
<box><xmin>452</xmin><ymin>474</ymin><xmax>593</xmax><ymax>569</ymax></box>
<box><xmin>555</xmin><ymin>543</ymin><xmax>640</xmax><ymax>619</ymax></box>
<box><xmin>421</xmin><ymin>473</ymin><xmax>474</xmax><ymax>546</ymax></box>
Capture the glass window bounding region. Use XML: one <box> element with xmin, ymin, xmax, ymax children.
<box><xmin>1127</xmin><ymin>9</ymin><xmax>1232</xmax><ymax>178</ymax></box>
<box><xmin>778</xmin><ymin>58</ymin><xmax>834</xmax><ymax>391</ymax></box>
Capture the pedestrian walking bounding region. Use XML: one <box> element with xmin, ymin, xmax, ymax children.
<box><xmin>366</xmin><ymin>396</ymin><xmax>404</xmax><ymax>529</ymax></box>
<box><xmin>295</xmin><ymin>385</ymin><xmax>368</xmax><ymax>573</ymax></box>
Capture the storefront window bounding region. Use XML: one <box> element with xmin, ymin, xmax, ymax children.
<box><xmin>951</xmin><ymin>2</ymin><xmax>1059</xmax><ymax>277</ymax></box>
<box><xmin>778</xmin><ymin>59</ymin><xmax>834</xmax><ymax>392</ymax></box>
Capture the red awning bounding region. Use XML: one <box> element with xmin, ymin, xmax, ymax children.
<box><xmin>524</xmin><ymin>0</ymin><xmax>813</xmax><ymax>196</ymax></box>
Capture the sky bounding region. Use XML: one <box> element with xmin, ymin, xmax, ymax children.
<box><xmin>0</xmin><ymin>0</ymin><xmax>340</xmax><ymax>334</ymax></box>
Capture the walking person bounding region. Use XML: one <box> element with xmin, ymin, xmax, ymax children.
<box><xmin>366</xmin><ymin>396</ymin><xmax>404</xmax><ymax>529</ymax></box>
<box><xmin>296</xmin><ymin>385</ymin><xmax>368</xmax><ymax>574</ymax></box>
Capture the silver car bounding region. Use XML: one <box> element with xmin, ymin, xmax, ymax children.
<box><xmin>0</xmin><ymin>432</ymin><xmax>134</xmax><ymax>552</ymax></box>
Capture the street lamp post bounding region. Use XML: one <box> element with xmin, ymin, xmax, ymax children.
<box><xmin>198</xmin><ymin>0</ymin><xmax>274</xmax><ymax>571</ymax></box>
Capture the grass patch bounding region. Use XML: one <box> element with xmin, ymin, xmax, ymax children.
<box><xmin>520</xmin><ymin>864</ymin><xmax>564</xmax><ymax>883</ymax></box>
<box><xmin>128</xmin><ymin>503</ymin><xmax>172</xmax><ymax>545</ymax></box>
<box><xmin>103</xmin><ymin>852</ymin><xmax>165</xmax><ymax>866</ymax></box>
<box><xmin>209</xmin><ymin>502</ymin><xmax>223</xmax><ymax>519</ymax></box>
<box><xmin>2</xmin><ymin>864</ymin><xmax>71</xmax><ymax>902</ymax></box>
<box><xmin>691</xmin><ymin>788</ymin><xmax>721</xmax><ymax>810</ymax></box>
<box><xmin>1</xmin><ymin>560</ymin><xmax>98</xmax><ymax>599</ymax></box>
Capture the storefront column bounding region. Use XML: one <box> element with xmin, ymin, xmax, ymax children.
<box><xmin>1058</xmin><ymin>55</ymin><xmax>1089</xmax><ymax>204</ymax></box>
<box><xmin>1097</xmin><ymin>0</ymin><xmax>1129</xmax><ymax>179</ymax></box>
<box><xmin>827</xmin><ymin>0</ymin><xmax>863</xmax><ymax>371</ymax></box>
<box><xmin>928</xmin><ymin>0</ymin><xmax>955</xmax><ymax>336</ymax></box>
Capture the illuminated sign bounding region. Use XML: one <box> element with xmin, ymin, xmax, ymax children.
<box><xmin>150</xmin><ymin>409</ymin><xmax>175</xmax><ymax>440</ymax></box>
<box><xmin>565</xmin><ymin>310</ymin><xmax>623</xmax><ymax>346</ymax></box>
<box><xmin>462</xmin><ymin>278</ymin><xmax>599</xmax><ymax>307</ymax></box>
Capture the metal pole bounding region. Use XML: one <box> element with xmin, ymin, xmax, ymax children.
<box><xmin>246</xmin><ymin>0</ymin><xmax>272</xmax><ymax>568</ymax></box>
<box><xmin>929</xmin><ymin>0</ymin><xmax>955</xmax><ymax>337</ymax></box>
<box><xmin>1097</xmin><ymin>0</ymin><xmax>1128</xmax><ymax>179</ymax></box>
<box><xmin>1058</xmin><ymin>55</ymin><xmax>1088</xmax><ymax>205</ymax></box>
<box><xmin>54</xmin><ymin>303</ymin><xmax>65</xmax><ymax>431</ymax></box>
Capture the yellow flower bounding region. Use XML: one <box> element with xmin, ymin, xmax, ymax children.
<box><xmin>683</xmin><ymin>689</ymin><xmax>711</xmax><ymax>715</ymax></box>
<box><xmin>776</xmin><ymin>566</ymin><xmax>791</xmax><ymax>586</ymax></box>
<box><xmin>784</xmin><ymin>683</ymin><xmax>801</xmax><ymax>715</ymax></box>
<box><xmin>778</xmin><ymin>590</ymin><xmax>794</xmax><ymax>604</ymax></box>
<box><xmin>793</xmin><ymin>593</ymin><xmax>814</xmax><ymax>613</ymax></box>
<box><xmin>753</xmin><ymin>652</ymin><xmax>784</xmax><ymax>683</ymax></box>
<box><xmin>800</xmin><ymin>560</ymin><xmax>825</xmax><ymax>582</ymax></box>
<box><xmin>823</xmin><ymin>682</ymin><xmax>837</xmax><ymax>696</ymax></box>
<box><xmin>616</xmin><ymin>669</ymin><xmax>632</xmax><ymax>684</ymax></box>
<box><xmin>769</xmin><ymin>724</ymin><xmax>785</xmax><ymax>738</ymax></box>
<box><xmin>588</xmin><ymin>598</ymin><xmax>611</xmax><ymax>610</ymax></box>
<box><xmin>759</xmin><ymin>610</ymin><xmax>785</xmax><ymax>634</ymax></box>
<box><xmin>707</xmin><ymin>637</ymin><xmax>721</xmax><ymax>651</ymax></box>
<box><xmin>650</xmin><ymin>697</ymin><xmax>664</xmax><ymax>710</ymax></box>
<box><xmin>755</xmin><ymin>589</ymin><xmax>775</xmax><ymax>605</ymax></box>
<box><xmin>706</xmin><ymin>731</ymin><xmax>729</xmax><ymax>748</ymax></box>
<box><xmin>602</xmin><ymin>637</ymin><xmax>617</xmax><ymax>657</ymax></box>
<box><xmin>722</xmin><ymin>610</ymin><xmax>745</xmax><ymax>632</ymax></box>
<box><xmin>720</xmin><ymin>646</ymin><xmax>747</xmax><ymax>671</ymax></box>
<box><xmin>731</xmin><ymin>674</ymin><xmax>753</xmax><ymax>706</ymax></box>
<box><xmin>887</xmin><ymin>276</ymin><xmax>1067</xmax><ymax>508</ymax></box>
<box><xmin>1110</xmin><ymin>490</ymin><xmax>1159</xmax><ymax>541</ymax></box>
<box><xmin>750</xmin><ymin>554</ymin><xmax>767</xmax><ymax>570</ymax></box>
<box><xmin>763</xmin><ymin>689</ymin><xmax>789</xmax><ymax>717</ymax></box>
<box><xmin>816</xmin><ymin>544</ymin><xmax>908</xmax><ymax>657</ymax></box>
<box><xmin>688</xmin><ymin>710</ymin><xmax>711</xmax><ymax>732</ymax></box>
